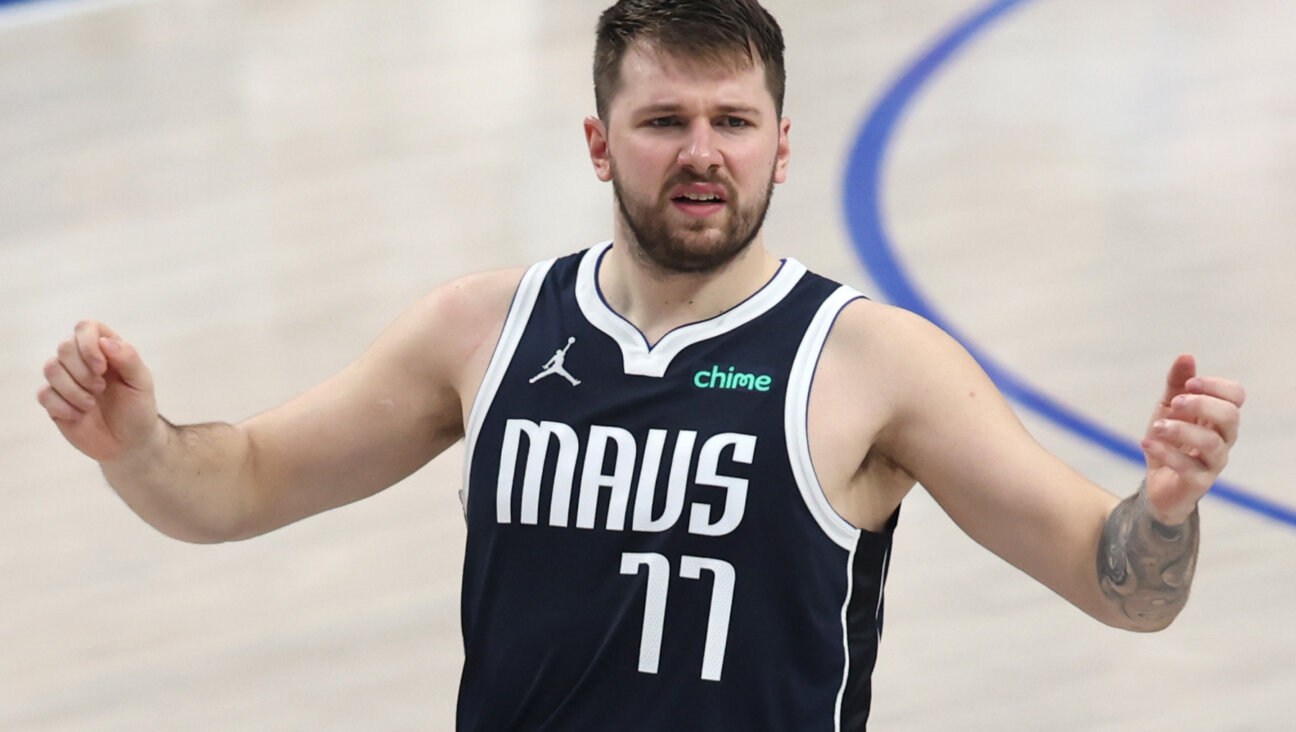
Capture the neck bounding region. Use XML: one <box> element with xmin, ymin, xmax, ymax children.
<box><xmin>598</xmin><ymin>231</ymin><xmax>782</xmax><ymax>346</ymax></box>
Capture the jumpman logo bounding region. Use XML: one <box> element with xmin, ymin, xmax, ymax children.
<box><xmin>529</xmin><ymin>336</ymin><xmax>581</xmax><ymax>386</ymax></box>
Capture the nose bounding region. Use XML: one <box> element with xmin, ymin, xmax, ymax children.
<box><xmin>677</xmin><ymin>119</ymin><xmax>720</xmax><ymax>174</ymax></box>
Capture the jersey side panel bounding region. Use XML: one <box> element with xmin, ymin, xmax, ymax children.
<box><xmin>785</xmin><ymin>285</ymin><xmax>900</xmax><ymax>730</ymax></box>
<box><xmin>460</xmin><ymin>259</ymin><xmax>556</xmax><ymax>512</ymax></box>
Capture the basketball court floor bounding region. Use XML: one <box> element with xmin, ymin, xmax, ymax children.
<box><xmin>2</xmin><ymin>0</ymin><xmax>1293</xmax><ymax>728</ymax></box>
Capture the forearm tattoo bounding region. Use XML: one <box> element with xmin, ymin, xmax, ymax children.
<box><xmin>1096</xmin><ymin>484</ymin><xmax>1200</xmax><ymax>628</ymax></box>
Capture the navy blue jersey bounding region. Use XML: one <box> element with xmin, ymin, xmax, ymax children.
<box><xmin>458</xmin><ymin>242</ymin><xmax>897</xmax><ymax>731</ymax></box>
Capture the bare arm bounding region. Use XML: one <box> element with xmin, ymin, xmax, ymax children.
<box><xmin>1097</xmin><ymin>484</ymin><xmax>1200</xmax><ymax>628</ymax></box>
<box><xmin>837</xmin><ymin>304</ymin><xmax>1241</xmax><ymax>630</ymax></box>
<box><xmin>38</xmin><ymin>270</ymin><xmax>522</xmax><ymax>543</ymax></box>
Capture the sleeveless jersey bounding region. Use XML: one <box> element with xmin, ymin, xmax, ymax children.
<box><xmin>458</xmin><ymin>242</ymin><xmax>898</xmax><ymax>731</ymax></box>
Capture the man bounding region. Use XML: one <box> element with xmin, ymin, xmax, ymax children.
<box><xmin>37</xmin><ymin>0</ymin><xmax>1243</xmax><ymax>729</ymax></box>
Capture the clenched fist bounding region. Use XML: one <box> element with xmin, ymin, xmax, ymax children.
<box><xmin>37</xmin><ymin>321</ymin><xmax>163</xmax><ymax>463</ymax></box>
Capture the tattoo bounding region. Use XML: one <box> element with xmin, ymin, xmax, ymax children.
<box><xmin>1097</xmin><ymin>483</ymin><xmax>1200</xmax><ymax>629</ymax></box>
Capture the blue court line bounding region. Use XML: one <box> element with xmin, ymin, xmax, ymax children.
<box><xmin>842</xmin><ymin>0</ymin><xmax>1296</xmax><ymax>529</ymax></box>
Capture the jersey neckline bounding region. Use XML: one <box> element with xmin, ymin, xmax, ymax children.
<box><xmin>574</xmin><ymin>240</ymin><xmax>808</xmax><ymax>378</ymax></box>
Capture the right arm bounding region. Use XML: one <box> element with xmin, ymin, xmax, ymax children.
<box><xmin>37</xmin><ymin>269</ymin><xmax>523</xmax><ymax>543</ymax></box>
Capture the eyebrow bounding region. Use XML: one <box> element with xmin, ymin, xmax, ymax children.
<box><xmin>634</xmin><ymin>103</ymin><xmax>764</xmax><ymax>118</ymax></box>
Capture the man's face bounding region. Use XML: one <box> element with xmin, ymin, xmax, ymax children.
<box><xmin>586</xmin><ymin>44</ymin><xmax>791</xmax><ymax>274</ymax></box>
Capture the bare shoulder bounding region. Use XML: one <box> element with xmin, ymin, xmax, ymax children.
<box><xmin>820</xmin><ymin>298</ymin><xmax>977</xmax><ymax>408</ymax></box>
<box><xmin>389</xmin><ymin>267</ymin><xmax>528</xmax><ymax>392</ymax></box>
<box><xmin>827</xmin><ymin>297</ymin><xmax>957</xmax><ymax>353</ymax></box>
<box><xmin>815</xmin><ymin>297</ymin><xmax>1011</xmax><ymax>462</ymax></box>
<box><xmin>824</xmin><ymin>297</ymin><xmax>1039</xmax><ymax>480</ymax></box>
<box><xmin>413</xmin><ymin>268</ymin><xmax>527</xmax><ymax>352</ymax></box>
<box><xmin>407</xmin><ymin>267</ymin><xmax>526</xmax><ymax>325</ymax></box>
<box><xmin>806</xmin><ymin>299</ymin><xmax>967</xmax><ymax>528</ymax></box>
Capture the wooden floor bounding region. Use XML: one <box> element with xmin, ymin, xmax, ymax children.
<box><xmin>3</xmin><ymin>0</ymin><xmax>1293</xmax><ymax>729</ymax></box>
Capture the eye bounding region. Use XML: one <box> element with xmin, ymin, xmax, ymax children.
<box><xmin>648</xmin><ymin>117</ymin><xmax>681</xmax><ymax>128</ymax></box>
<box><xmin>720</xmin><ymin>116</ymin><xmax>750</xmax><ymax>129</ymax></box>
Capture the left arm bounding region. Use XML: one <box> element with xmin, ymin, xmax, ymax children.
<box><xmin>861</xmin><ymin>307</ymin><xmax>1243</xmax><ymax>630</ymax></box>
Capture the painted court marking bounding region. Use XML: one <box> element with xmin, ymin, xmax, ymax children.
<box><xmin>841</xmin><ymin>0</ymin><xmax>1296</xmax><ymax>529</ymax></box>
<box><xmin>4</xmin><ymin>0</ymin><xmax>1287</xmax><ymax>527</ymax></box>
<box><xmin>0</xmin><ymin>0</ymin><xmax>160</xmax><ymax>31</ymax></box>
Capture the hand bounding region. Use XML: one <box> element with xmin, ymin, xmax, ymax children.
<box><xmin>1141</xmin><ymin>355</ymin><xmax>1245</xmax><ymax>525</ymax></box>
<box><xmin>37</xmin><ymin>321</ymin><xmax>162</xmax><ymax>463</ymax></box>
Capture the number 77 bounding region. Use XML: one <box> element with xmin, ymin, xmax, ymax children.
<box><xmin>619</xmin><ymin>552</ymin><xmax>736</xmax><ymax>682</ymax></box>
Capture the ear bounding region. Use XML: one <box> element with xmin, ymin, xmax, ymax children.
<box><xmin>584</xmin><ymin>116</ymin><xmax>613</xmax><ymax>182</ymax></box>
<box><xmin>773</xmin><ymin>117</ymin><xmax>791</xmax><ymax>184</ymax></box>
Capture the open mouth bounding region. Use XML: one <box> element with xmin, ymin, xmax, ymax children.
<box><xmin>673</xmin><ymin>192</ymin><xmax>726</xmax><ymax>204</ymax></box>
<box><xmin>670</xmin><ymin>187</ymin><xmax>728</xmax><ymax>216</ymax></box>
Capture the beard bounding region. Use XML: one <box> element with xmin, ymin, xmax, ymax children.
<box><xmin>611</xmin><ymin>161</ymin><xmax>776</xmax><ymax>275</ymax></box>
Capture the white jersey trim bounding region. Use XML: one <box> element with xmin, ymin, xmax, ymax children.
<box><xmin>460</xmin><ymin>258</ymin><xmax>556</xmax><ymax>513</ymax></box>
<box><xmin>875</xmin><ymin>544</ymin><xmax>891</xmax><ymax>645</ymax></box>
<box><xmin>785</xmin><ymin>285</ymin><xmax>864</xmax><ymax>551</ymax></box>
<box><xmin>575</xmin><ymin>240</ymin><xmax>809</xmax><ymax>378</ymax></box>
<box><xmin>834</xmin><ymin>541</ymin><xmax>859</xmax><ymax>732</ymax></box>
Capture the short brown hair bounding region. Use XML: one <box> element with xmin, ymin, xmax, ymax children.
<box><xmin>593</xmin><ymin>0</ymin><xmax>786</xmax><ymax>120</ymax></box>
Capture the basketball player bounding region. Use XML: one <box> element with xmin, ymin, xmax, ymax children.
<box><xmin>37</xmin><ymin>0</ymin><xmax>1244</xmax><ymax>728</ymax></box>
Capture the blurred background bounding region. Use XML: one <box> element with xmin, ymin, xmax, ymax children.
<box><xmin>2</xmin><ymin>0</ymin><xmax>1293</xmax><ymax>728</ymax></box>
